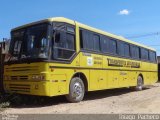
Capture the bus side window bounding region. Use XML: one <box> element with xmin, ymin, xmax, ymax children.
<box><xmin>149</xmin><ymin>51</ymin><xmax>156</xmax><ymax>62</ymax></box>
<box><xmin>118</xmin><ymin>41</ymin><xmax>125</xmax><ymax>56</ymax></box>
<box><xmin>80</xmin><ymin>30</ymin><xmax>93</xmax><ymax>50</ymax></box>
<box><xmin>109</xmin><ymin>39</ymin><xmax>117</xmax><ymax>55</ymax></box>
<box><xmin>101</xmin><ymin>36</ymin><xmax>109</xmax><ymax>53</ymax></box>
<box><xmin>141</xmin><ymin>48</ymin><xmax>149</xmax><ymax>61</ymax></box>
<box><xmin>131</xmin><ymin>45</ymin><xmax>140</xmax><ymax>59</ymax></box>
<box><xmin>93</xmin><ymin>34</ymin><xmax>100</xmax><ymax>51</ymax></box>
<box><xmin>53</xmin><ymin>24</ymin><xmax>76</xmax><ymax>60</ymax></box>
<box><xmin>124</xmin><ymin>43</ymin><xmax>130</xmax><ymax>57</ymax></box>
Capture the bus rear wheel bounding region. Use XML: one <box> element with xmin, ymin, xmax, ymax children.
<box><xmin>135</xmin><ymin>76</ymin><xmax>143</xmax><ymax>91</ymax></box>
<box><xmin>66</xmin><ymin>77</ymin><xmax>85</xmax><ymax>103</ymax></box>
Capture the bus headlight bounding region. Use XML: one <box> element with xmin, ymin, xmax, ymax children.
<box><xmin>32</xmin><ymin>75</ymin><xmax>45</xmax><ymax>80</ymax></box>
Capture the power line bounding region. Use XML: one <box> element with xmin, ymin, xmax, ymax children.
<box><xmin>124</xmin><ymin>32</ymin><xmax>160</xmax><ymax>51</ymax></box>
<box><xmin>126</xmin><ymin>32</ymin><xmax>160</xmax><ymax>39</ymax></box>
<box><xmin>148</xmin><ymin>45</ymin><xmax>160</xmax><ymax>47</ymax></box>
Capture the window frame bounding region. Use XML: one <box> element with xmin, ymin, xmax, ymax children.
<box><xmin>124</xmin><ymin>43</ymin><xmax>130</xmax><ymax>57</ymax></box>
<box><xmin>118</xmin><ymin>41</ymin><xmax>125</xmax><ymax>57</ymax></box>
<box><xmin>93</xmin><ymin>34</ymin><xmax>101</xmax><ymax>52</ymax></box>
<box><xmin>140</xmin><ymin>48</ymin><xmax>149</xmax><ymax>61</ymax></box>
<box><xmin>80</xmin><ymin>29</ymin><xmax>93</xmax><ymax>51</ymax></box>
<box><xmin>100</xmin><ymin>35</ymin><xmax>110</xmax><ymax>53</ymax></box>
<box><xmin>117</xmin><ymin>41</ymin><xmax>131</xmax><ymax>58</ymax></box>
<box><xmin>52</xmin><ymin>22</ymin><xmax>76</xmax><ymax>61</ymax></box>
<box><xmin>109</xmin><ymin>39</ymin><xmax>117</xmax><ymax>55</ymax></box>
<box><xmin>130</xmin><ymin>45</ymin><xmax>140</xmax><ymax>59</ymax></box>
<box><xmin>149</xmin><ymin>50</ymin><xmax>157</xmax><ymax>63</ymax></box>
<box><xmin>80</xmin><ymin>29</ymin><xmax>101</xmax><ymax>52</ymax></box>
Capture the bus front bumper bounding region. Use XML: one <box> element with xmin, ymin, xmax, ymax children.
<box><xmin>3</xmin><ymin>81</ymin><xmax>51</xmax><ymax>96</ymax></box>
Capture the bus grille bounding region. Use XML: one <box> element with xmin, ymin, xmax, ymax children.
<box><xmin>9</xmin><ymin>84</ymin><xmax>30</xmax><ymax>93</ymax></box>
<box><xmin>11</xmin><ymin>76</ymin><xmax>28</xmax><ymax>80</ymax></box>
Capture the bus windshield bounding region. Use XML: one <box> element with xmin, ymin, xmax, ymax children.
<box><xmin>9</xmin><ymin>23</ymin><xmax>49</xmax><ymax>61</ymax></box>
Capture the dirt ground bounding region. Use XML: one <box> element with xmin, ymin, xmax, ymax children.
<box><xmin>2</xmin><ymin>82</ymin><xmax>160</xmax><ymax>114</ymax></box>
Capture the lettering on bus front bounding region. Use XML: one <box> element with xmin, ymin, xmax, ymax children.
<box><xmin>107</xmin><ymin>58</ymin><xmax>140</xmax><ymax>68</ymax></box>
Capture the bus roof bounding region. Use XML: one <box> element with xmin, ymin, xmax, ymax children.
<box><xmin>12</xmin><ymin>17</ymin><xmax>156</xmax><ymax>51</ymax></box>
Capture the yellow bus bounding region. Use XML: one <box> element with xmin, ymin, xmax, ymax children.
<box><xmin>3</xmin><ymin>17</ymin><xmax>158</xmax><ymax>102</ymax></box>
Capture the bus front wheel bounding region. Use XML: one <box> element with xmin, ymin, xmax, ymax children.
<box><xmin>66</xmin><ymin>77</ymin><xmax>85</xmax><ymax>103</ymax></box>
<box><xmin>135</xmin><ymin>76</ymin><xmax>143</xmax><ymax>91</ymax></box>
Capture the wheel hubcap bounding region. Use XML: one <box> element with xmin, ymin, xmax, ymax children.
<box><xmin>137</xmin><ymin>77</ymin><xmax>143</xmax><ymax>90</ymax></box>
<box><xmin>73</xmin><ymin>82</ymin><xmax>83</xmax><ymax>98</ymax></box>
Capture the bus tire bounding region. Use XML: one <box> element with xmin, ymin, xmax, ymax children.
<box><xmin>66</xmin><ymin>77</ymin><xmax>85</xmax><ymax>103</ymax></box>
<box><xmin>135</xmin><ymin>76</ymin><xmax>143</xmax><ymax>91</ymax></box>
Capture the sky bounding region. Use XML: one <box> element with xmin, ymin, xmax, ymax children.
<box><xmin>1</xmin><ymin>0</ymin><xmax>160</xmax><ymax>55</ymax></box>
